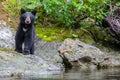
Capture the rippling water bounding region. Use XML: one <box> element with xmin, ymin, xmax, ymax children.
<box><xmin>1</xmin><ymin>68</ymin><xmax>120</xmax><ymax>80</ymax></box>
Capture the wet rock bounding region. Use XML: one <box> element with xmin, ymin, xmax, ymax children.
<box><xmin>0</xmin><ymin>51</ymin><xmax>62</xmax><ymax>78</ymax></box>
<box><xmin>58</xmin><ymin>38</ymin><xmax>120</xmax><ymax>69</ymax></box>
<box><xmin>35</xmin><ymin>40</ymin><xmax>62</xmax><ymax>63</ymax></box>
<box><xmin>78</xmin><ymin>56</ymin><xmax>92</xmax><ymax>63</ymax></box>
<box><xmin>0</xmin><ymin>21</ymin><xmax>15</xmax><ymax>49</ymax></box>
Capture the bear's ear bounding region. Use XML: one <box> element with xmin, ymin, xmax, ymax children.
<box><xmin>31</xmin><ymin>10</ymin><xmax>37</xmax><ymax>15</ymax></box>
<box><xmin>20</xmin><ymin>8</ymin><xmax>26</xmax><ymax>14</ymax></box>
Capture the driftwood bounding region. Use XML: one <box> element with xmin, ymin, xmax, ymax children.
<box><xmin>59</xmin><ymin>54</ymin><xmax>72</xmax><ymax>69</ymax></box>
<box><xmin>102</xmin><ymin>5</ymin><xmax>120</xmax><ymax>43</ymax></box>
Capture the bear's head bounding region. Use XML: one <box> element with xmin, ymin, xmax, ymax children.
<box><xmin>20</xmin><ymin>8</ymin><xmax>37</xmax><ymax>25</ymax></box>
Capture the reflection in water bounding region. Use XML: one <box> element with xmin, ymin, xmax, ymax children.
<box><xmin>62</xmin><ymin>68</ymin><xmax>120</xmax><ymax>80</ymax></box>
<box><xmin>1</xmin><ymin>68</ymin><xmax>120</xmax><ymax>80</ymax></box>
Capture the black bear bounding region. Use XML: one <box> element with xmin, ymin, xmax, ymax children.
<box><xmin>15</xmin><ymin>8</ymin><xmax>37</xmax><ymax>55</ymax></box>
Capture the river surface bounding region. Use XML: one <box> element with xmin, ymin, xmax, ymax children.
<box><xmin>1</xmin><ymin>68</ymin><xmax>120</xmax><ymax>80</ymax></box>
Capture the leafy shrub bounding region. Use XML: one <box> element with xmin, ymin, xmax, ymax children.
<box><xmin>40</xmin><ymin>0</ymin><xmax>110</xmax><ymax>28</ymax></box>
<box><xmin>2</xmin><ymin>0</ymin><xmax>22</xmax><ymax>15</ymax></box>
<box><xmin>2</xmin><ymin>0</ymin><xmax>110</xmax><ymax>28</ymax></box>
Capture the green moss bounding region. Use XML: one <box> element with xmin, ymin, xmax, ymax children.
<box><xmin>0</xmin><ymin>47</ymin><xmax>13</xmax><ymax>52</ymax></box>
<box><xmin>35</xmin><ymin>25</ymin><xmax>95</xmax><ymax>43</ymax></box>
<box><xmin>35</xmin><ymin>25</ymin><xmax>70</xmax><ymax>41</ymax></box>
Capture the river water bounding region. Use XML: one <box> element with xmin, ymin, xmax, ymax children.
<box><xmin>1</xmin><ymin>68</ymin><xmax>120</xmax><ymax>80</ymax></box>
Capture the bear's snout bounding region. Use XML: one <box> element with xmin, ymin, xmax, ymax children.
<box><xmin>25</xmin><ymin>16</ymin><xmax>31</xmax><ymax>24</ymax></box>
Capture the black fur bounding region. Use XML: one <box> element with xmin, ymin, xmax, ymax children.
<box><xmin>15</xmin><ymin>8</ymin><xmax>37</xmax><ymax>55</ymax></box>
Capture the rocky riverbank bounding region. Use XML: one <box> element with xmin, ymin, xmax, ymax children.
<box><xmin>0</xmin><ymin>51</ymin><xmax>62</xmax><ymax>78</ymax></box>
<box><xmin>0</xmin><ymin>21</ymin><xmax>120</xmax><ymax>78</ymax></box>
<box><xmin>0</xmin><ymin>21</ymin><xmax>63</xmax><ymax>78</ymax></box>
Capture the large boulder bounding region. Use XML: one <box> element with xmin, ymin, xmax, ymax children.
<box><xmin>58</xmin><ymin>38</ymin><xmax>120</xmax><ymax>69</ymax></box>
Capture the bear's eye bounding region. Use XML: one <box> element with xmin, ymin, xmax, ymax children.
<box><xmin>30</xmin><ymin>16</ymin><xmax>33</xmax><ymax>19</ymax></box>
<box><xmin>22</xmin><ymin>16</ymin><xmax>26</xmax><ymax>20</ymax></box>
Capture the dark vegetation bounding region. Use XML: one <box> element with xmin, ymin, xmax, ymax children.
<box><xmin>1</xmin><ymin>0</ymin><xmax>120</xmax><ymax>47</ymax></box>
<box><xmin>102</xmin><ymin>3</ymin><xmax>120</xmax><ymax>44</ymax></box>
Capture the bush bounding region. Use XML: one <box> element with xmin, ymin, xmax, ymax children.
<box><xmin>2</xmin><ymin>0</ymin><xmax>110</xmax><ymax>28</ymax></box>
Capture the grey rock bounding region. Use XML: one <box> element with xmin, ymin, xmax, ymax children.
<box><xmin>0</xmin><ymin>21</ymin><xmax>15</xmax><ymax>49</ymax></box>
<box><xmin>35</xmin><ymin>40</ymin><xmax>63</xmax><ymax>63</ymax></box>
<box><xmin>0</xmin><ymin>51</ymin><xmax>62</xmax><ymax>78</ymax></box>
<box><xmin>58</xmin><ymin>38</ymin><xmax>120</xmax><ymax>69</ymax></box>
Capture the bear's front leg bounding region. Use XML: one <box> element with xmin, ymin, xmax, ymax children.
<box><xmin>23</xmin><ymin>38</ymin><xmax>31</xmax><ymax>55</ymax></box>
<box><xmin>15</xmin><ymin>39</ymin><xmax>23</xmax><ymax>53</ymax></box>
<box><xmin>23</xmin><ymin>42</ymin><xmax>31</xmax><ymax>55</ymax></box>
<box><xmin>23</xmin><ymin>31</ymin><xmax>33</xmax><ymax>55</ymax></box>
<box><xmin>30</xmin><ymin>43</ymin><xmax>34</xmax><ymax>55</ymax></box>
<box><xmin>15</xmin><ymin>27</ymin><xmax>24</xmax><ymax>53</ymax></box>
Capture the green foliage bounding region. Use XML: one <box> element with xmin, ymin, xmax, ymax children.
<box><xmin>2</xmin><ymin>0</ymin><xmax>113</xmax><ymax>41</ymax></box>
<box><xmin>116</xmin><ymin>2</ymin><xmax>120</xmax><ymax>6</ymax></box>
<box><xmin>2</xmin><ymin>0</ymin><xmax>110</xmax><ymax>27</ymax></box>
<box><xmin>41</xmin><ymin>0</ymin><xmax>83</xmax><ymax>27</ymax></box>
<box><xmin>2</xmin><ymin>0</ymin><xmax>21</xmax><ymax>15</ymax></box>
<box><xmin>20</xmin><ymin>0</ymin><xmax>42</xmax><ymax>10</ymax></box>
<box><xmin>39</xmin><ymin>0</ymin><xmax>110</xmax><ymax>27</ymax></box>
